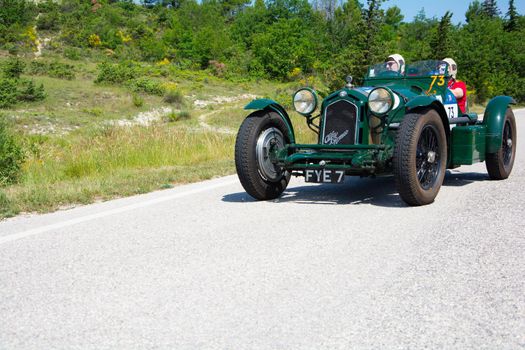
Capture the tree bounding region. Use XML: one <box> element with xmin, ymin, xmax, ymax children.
<box><xmin>220</xmin><ymin>0</ymin><xmax>251</xmax><ymax>19</ymax></box>
<box><xmin>430</xmin><ymin>11</ymin><xmax>453</xmax><ymax>59</ymax></box>
<box><xmin>466</xmin><ymin>1</ymin><xmax>483</xmax><ymax>23</ymax></box>
<box><xmin>328</xmin><ymin>0</ymin><xmax>363</xmax><ymax>52</ymax></box>
<box><xmin>398</xmin><ymin>9</ymin><xmax>436</xmax><ymax>61</ymax></box>
<box><xmin>361</xmin><ymin>0</ymin><xmax>385</xmax><ymax>64</ymax></box>
<box><xmin>0</xmin><ymin>0</ymin><xmax>35</xmax><ymax>27</ymax></box>
<box><xmin>505</xmin><ymin>0</ymin><xmax>518</xmax><ymax>31</ymax></box>
<box><xmin>251</xmin><ymin>18</ymin><xmax>316</xmax><ymax>79</ymax></box>
<box><xmin>230</xmin><ymin>0</ymin><xmax>268</xmax><ymax>47</ymax></box>
<box><xmin>482</xmin><ymin>0</ymin><xmax>500</xmax><ymax>18</ymax></box>
<box><xmin>321</xmin><ymin>0</ymin><xmax>365</xmax><ymax>88</ymax></box>
<box><xmin>318</xmin><ymin>0</ymin><xmax>337</xmax><ymax>20</ymax></box>
<box><xmin>385</xmin><ymin>6</ymin><xmax>403</xmax><ymax>28</ymax></box>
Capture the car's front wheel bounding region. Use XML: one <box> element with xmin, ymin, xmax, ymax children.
<box><xmin>393</xmin><ymin>109</ymin><xmax>447</xmax><ymax>206</ymax></box>
<box><xmin>235</xmin><ymin>111</ymin><xmax>290</xmax><ymax>200</ymax></box>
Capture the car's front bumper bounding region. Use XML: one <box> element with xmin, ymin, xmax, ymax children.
<box><xmin>274</xmin><ymin>143</ymin><xmax>392</xmax><ymax>175</ymax></box>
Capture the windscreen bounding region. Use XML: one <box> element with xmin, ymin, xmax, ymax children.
<box><xmin>366</xmin><ymin>62</ymin><xmax>404</xmax><ymax>78</ymax></box>
<box><xmin>405</xmin><ymin>60</ymin><xmax>449</xmax><ymax>77</ymax></box>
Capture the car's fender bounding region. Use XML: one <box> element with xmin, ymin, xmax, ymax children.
<box><xmin>483</xmin><ymin>95</ymin><xmax>516</xmax><ymax>154</ymax></box>
<box><xmin>244</xmin><ymin>99</ymin><xmax>295</xmax><ymax>143</ymax></box>
<box><xmin>405</xmin><ymin>96</ymin><xmax>449</xmax><ymax>125</ymax></box>
<box><xmin>405</xmin><ymin>95</ymin><xmax>451</xmax><ymax>138</ymax></box>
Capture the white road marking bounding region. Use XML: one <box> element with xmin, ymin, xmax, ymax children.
<box><xmin>0</xmin><ymin>178</ymin><xmax>238</xmax><ymax>246</ymax></box>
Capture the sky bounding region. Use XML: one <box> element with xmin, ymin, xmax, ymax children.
<box><xmin>383</xmin><ymin>0</ymin><xmax>525</xmax><ymax>24</ymax></box>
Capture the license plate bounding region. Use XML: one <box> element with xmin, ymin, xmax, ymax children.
<box><xmin>304</xmin><ymin>169</ymin><xmax>345</xmax><ymax>183</ymax></box>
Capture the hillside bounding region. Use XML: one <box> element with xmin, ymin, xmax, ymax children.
<box><xmin>0</xmin><ymin>51</ymin><xmax>321</xmax><ymax>218</ymax></box>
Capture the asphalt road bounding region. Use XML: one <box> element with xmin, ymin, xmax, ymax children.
<box><xmin>1</xmin><ymin>110</ymin><xmax>524</xmax><ymax>350</ymax></box>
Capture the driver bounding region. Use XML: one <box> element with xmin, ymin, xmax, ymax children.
<box><xmin>442</xmin><ymin>58</ymin><xmax>467</xmax><ymax>113</ymax></box>
<box><xmin>385</xmin><ymin>54</ymin><xmax>405</xmax><ymax>74</ymax></box>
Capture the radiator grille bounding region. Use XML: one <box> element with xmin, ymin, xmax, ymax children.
<box><xmin>322</xmin><ymin>100</ymin><xmax>358</xmax><ymax>145</ymax></box>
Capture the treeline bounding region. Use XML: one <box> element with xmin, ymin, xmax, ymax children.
<box><xmin>0</xmin><ymin>0</ymin><xmax>524</xmax><ymax>102</ymax></box>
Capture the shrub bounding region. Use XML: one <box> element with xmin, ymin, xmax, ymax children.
<box><xmin>163</xmin><ymin>89</ymin><xmax>184</xmax><ymax>105</ymax></box>
<box><xmin>64</xmin><ymin>47</ymin><xmax>81</xmax><ymax>60</ymax></box>
<box><xmin>131</xmin><ymin>93</ymin><xmax>144</xmax><ymax>107</ymax></box>
<box><xmin>2</xmin><ymin>58</ymin><xmax>25</xmax><ymax>79</ymax></box>
<box><xmin>17</xmin><ymin>79</ymin><xmax>45</xmax><ymax>102</ymax></box>
<box><xmin>49</xmin><ymin>62</ymin><xmax>75</xmax><ymax>80</ymax></box>
<box><xmin>27</xmin><ymin>61</ymin><xmax>75</xmax><ymax>80</ymax></box>
<box><xmin>36</xmin><ymin>11</ymin><xmax>60</xmax><ymax>30</ymax></box>
<box><xmin>166</xmin><ymin>110</ymin><xmax>191</xmax><ymax>122</ymax></box>
<box><xmin>3</xmin><ymin>43</ymin><xmax>19</xmax><ymax>55</ymax></box>
<box><xmin>26</xmin><ymin>61</ymin><xmax>47</xmax><ymax>75</ymax></box>
<box><xmin>0</xmin><ymin>119</ymin><xmax>25</xmax><ymax>186</ymax></box>
<box><xmin>95</xmin><ymin>62</ymin><xmax>138</xmax><ymax>84</ymax></box>
<box><xmin>88</xmin><ymin>34</ymin><xmax>102</xmax><ymax>47</ymax></box>
<box><xmin>208</xmin><ymin>60</ymin><xmax>226</xmax><ymax>77</ymax></box>
<box><xmin>126</xmin><ymin>77</ymin><xmax>165</xmax><ymax>96</ymax></box>
<box><xmin>0</xmin><ymin>78</ymin><xmax>18</xmax><ymax>108</ymax></box>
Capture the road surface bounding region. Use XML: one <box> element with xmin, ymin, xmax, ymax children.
<box><xmin>1</xmin><ymin>110</ymin><xmax>524</xmax><ymax>349</ymax></box>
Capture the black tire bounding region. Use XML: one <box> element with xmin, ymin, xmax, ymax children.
<box><xmin>393</xmin><ymin>110</ymin><xmax>447</xmax><ymax>206</ymax></box>
<box><xmin>486</xmin><ymin>108</ymin><xmax>516</xmax><ymax>180</ymax></box>
<box><xmin>235</xmin><ymin>111</ymin><xmax>290</xmax><ymax>200</ymax></box>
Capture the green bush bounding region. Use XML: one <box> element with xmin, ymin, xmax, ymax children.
<box><xmin>166</xmin><ymin>110</ymin><xmax>191</xmax><ymax>122</ymax></box>
<box><xmin>63</xmin><ymin>47</ymin><xmax>81</xmax><ymax>60</ymax></box>
<box><xmin>26</xmin><ymin>61</ymin><xmax>47</xmax><ymax>75</ymax></box>
<box><xmin>17</xmin><ymin>79</ymin><xmax>45</xmax><ymax>102</ymax></box>
<box><xmin>2</xmin><ymin>57</ymin><xmax>25</xmax><ymax>79</ymax></box>
<box><xmin>163</xmin><ymin>89</ymin><xmax>184</xmax><ymax>105</ymax></box>
<box><xmin>1</xmin><ymin>77</ymin><xmax>46</xmax><ymax>108</ymax></box>
<box><xmin>36</xmin><ymin>11</ymin><xmax>60</xmax><ymax>30</ymax></box>
<box><xmin>27</xmin><ymin>61</ymin><xmax>75</xmax><ymax>80</ymax></box>
<box><xmin>0</xmin><ymin>119</ymin><xmax>25</xmax><ymax>186</ymax></box>
<box><xmin>49</xmin><ymin>62</ymin><xmax>75</xmax><ymax>80</ymax></box>
<box><xmin>2</xmin><ymin>42</ymin><xmax>19</xmax><ymax>55</ymax></box>
<box><xmin>0</xmin><ymin>78</ymin><xmax>18</xmax><ymax>108</ymax></box>
<box><xmin>95</xmin><ymin>62</ymin><xmax>139</xmax><ymax>84</ymax></box>
<box><xmin>126</xmin><ymin>77</ymin><xmax>165</xmax><ymax>96</ymax></box>
<box><xmin>132</xmin><ymin>93</ymin><xmax>144</xmax><ymax>107</ymax></box>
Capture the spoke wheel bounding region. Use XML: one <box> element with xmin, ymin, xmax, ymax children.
<box><xmin>416</xmin><ymin>125</ymin><xmax>442</xmax><ymax>190</ymax></box>
<box><xmin>486</xmin><ymin>108</ymin><xmax>516</xmax><ymax>180</ymax></box>
<box><xmin>394</xmin><ymin>109</ymin><xmax>447</xmax><ymax>206</ymax></box>
<box><xmin>502</xmin><ymin>120</ymin><xmax>513</xmax><ymax>166</ymax></box>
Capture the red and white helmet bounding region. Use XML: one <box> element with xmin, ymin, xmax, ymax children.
<box><xmin>442</xmin><ymin>58</ymin><xmax>457</xmax><ymax>79</ymax></box>
<box><xmin>386</xmin><ymin>54</ymin><xmax>405</xmax><ymax>74</ymax></box>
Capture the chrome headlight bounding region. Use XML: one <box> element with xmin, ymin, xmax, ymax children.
<box><xmin>293</xmin><ymin>88</ymin><xmax>317</xmax><ymax>115</ymax></box>
<box><xmin>368</xmin><ymin>87</ymin><xmax>393</xmax><ymax>115</ymax></box>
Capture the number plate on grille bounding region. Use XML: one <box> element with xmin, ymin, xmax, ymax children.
<box><xmin>304</xmin><ymin>169</ymin><xmax>345</xmax><ymax>183</ymax></box>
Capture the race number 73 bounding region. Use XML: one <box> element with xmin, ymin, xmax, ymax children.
<box><xmin>426</xmin><ymin>75</ymin><xmax>445</xmax><ymax>95</ymax></box>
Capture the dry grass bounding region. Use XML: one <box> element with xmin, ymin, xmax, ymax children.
<box><xmin>4</xmin><ymin>125</ymin><xmax>235</xmax><ymax>214</ymax></box>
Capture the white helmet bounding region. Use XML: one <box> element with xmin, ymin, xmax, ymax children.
<box><xmin>386</xmin><ymin>54</ymin><xmax>405</xmax><ymax>74</ymax></box>
<box><xmin>442</xmin><ymin>58</ymin><xmax>457</xmax><ymax>79</ymax></box>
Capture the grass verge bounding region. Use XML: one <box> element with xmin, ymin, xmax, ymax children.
<box><xmin>2</xmin><ymin>125</ymin><xmax>236</xmax><ymax>216</ymax></box>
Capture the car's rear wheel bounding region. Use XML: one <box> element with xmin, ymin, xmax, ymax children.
<box><xmin>486</xmin><ymin>108</ymin><xmax>516</xmax><ymax>180</ymax></box>
<box><xmin>393</xmin><ymin>110</ymin><xmax>447</xmax><ymax>206</ymax></box>
<box><xmin>235</xmin><ymin>111</ymin><xmax>290</xmax><ymax>200</ymax></box>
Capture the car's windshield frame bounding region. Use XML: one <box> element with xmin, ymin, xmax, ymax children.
<box><xmin>366</xmin><ymin>60</ymin><xmax>450</xmax><ymax>79</ymax></box>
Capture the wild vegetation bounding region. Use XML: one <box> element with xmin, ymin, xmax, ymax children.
<box><xmin>0</xmin><ymin>0</ymin><xmax>523</xmax><ymax>217</ymax></box>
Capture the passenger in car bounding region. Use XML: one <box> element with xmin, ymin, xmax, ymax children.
<box><xmin>442</xmin><ymin>58</ymin><xmax>467</xmax><ymax>113</ymax></box>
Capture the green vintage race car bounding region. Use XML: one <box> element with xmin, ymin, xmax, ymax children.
<box><xmin>234</xmin><ymin>60</ymin><xmax>516</xmax><ymax>206</ymax></box>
